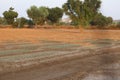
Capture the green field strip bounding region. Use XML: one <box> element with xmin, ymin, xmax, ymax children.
<box><xmin>0</xmin><ymin>43</ymin><xmax>42</xmax><ymax>50</ymax></box>
<box><xmin>0</xmin><ymin>42</ymin><xmax>31</xmax><ymax>46</ymax></box>
<box><xmin>0</xmin><ymin>41</ymin><xmax>79</xmax><ymax>50</ymax></box>
<box><xmin>0</xmin><ymin>46</ymin><xmax>81</xmax><ymax>57</ymax></box>
<box><xmin>2</xmin><ymin>40</ymin><xmax>71</xmax><ymax>47</ymax></box>
<box><xmin>0</xmin><ymin>42</ymin><xmax>81</xmax><ymax>57</ymax></box>
<box><xmin>0</xmin><ymin>47</ymin><xmax>88</xmax><ymax>62</ymax></box>
<box><xmin>81</xmin><ymin>39</ymin><xmax>120</xmax><ymax>48</ymax></box>
<box><xmin>0</xmin><ymin>41</ymin><xmax>80</xmax><ymax>51</ymax></box>
<box><xmin>0</xmin><ymin>43</ymin><xmax>80</xmax><ymax>51</ymax></box>
<box><xmin>42</xmin><ymin>43</ymin><xmax>80</xmax><ymax>49</ymax></box>
<box><xmin>0</xmin><ymin>39</ymin><xmax>120</xmax><ymax>64</ymax></box>
<box><xmin>0</xmin><ymin>48</ymin><xmax>34</xmax><ymax>55</ymax></box>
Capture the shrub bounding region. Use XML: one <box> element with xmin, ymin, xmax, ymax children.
<box><xmin>116</xmin><ymin>22</ymin><xmax>120</xmax><ymax>28</ymax></box>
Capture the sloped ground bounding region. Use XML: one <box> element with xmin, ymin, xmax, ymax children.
<box><xmin>0</xmin><ymin>29</ymin><xmax>120</xmax><ymax>80</ymax></box>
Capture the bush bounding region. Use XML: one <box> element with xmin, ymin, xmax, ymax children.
<box><xmin>27</xmin><ymin>20</ymin><xmax>34</xmax><ymax>28</ymax></box>
<box><xmin>12</xmin><ymin>22</ymin><xmax>18</xmax><ymax>28</ymax></box>
<box><xmin>116</xmin><ymin>22</ymin><xmax>120</xmax><ymax>28</ymax></box>
<box><xmin>18</xmin><ymin>17</ymin><xmax>27</xmax><ymax>28</ymax></box>
<box><xmin>0</xmin><ymin>17</ymin><xmax>6</xmax><ymax>25</ymax></box>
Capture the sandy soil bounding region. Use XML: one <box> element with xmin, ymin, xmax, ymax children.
<box><xmin>0</xmin><ymin>29</ymin><xmax>120</xmax><ymax>43</ymax></box>
<box><xmin>0</xmin><ymin>29</ymin><xmax>120</xmax><ymax>80</ymax></box>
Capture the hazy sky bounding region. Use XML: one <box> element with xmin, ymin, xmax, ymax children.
<box><xmin>0</xmin><ymin>0</ymin><xmax>120</xmax><ymax>20</ymax></box>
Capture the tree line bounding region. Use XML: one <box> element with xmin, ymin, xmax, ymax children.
<box><xmin>0</xmin><ymin>6</ymin><xmax>63</xmax><ymax>28</ymax></box>
<box><xmin>0</xmin><ymin>0</ymin><xmax>119</xmax><ymax>29</ymax></box>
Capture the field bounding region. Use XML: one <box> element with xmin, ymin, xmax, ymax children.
<box><xmin>0</xmin><ymin>28</ymin><xmax>120</xmax><ymax>80</ymax></box>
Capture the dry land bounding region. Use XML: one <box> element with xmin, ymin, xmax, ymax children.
<box><xmin>0</xmin><ymin>28</ymin><xmax>120</xmax><ymax>80</ymax></box>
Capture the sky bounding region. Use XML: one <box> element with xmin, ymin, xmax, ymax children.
<box><xmin>0</xmin><ymin>0</ymin><xmax>120</xmax><ymax>20</ymax></box>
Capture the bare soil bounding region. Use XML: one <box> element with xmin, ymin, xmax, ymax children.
<box><xmin>0</xmin><ymin>29</ymin><xmax>120</xmax><ymax>80</ymax></box>
<box><xmin>0</xmin><ymin>28</ymin><xmax>120</xmax><ymax>43</ymax></box>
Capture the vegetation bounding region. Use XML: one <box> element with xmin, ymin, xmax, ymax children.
<box><xmin>0</xmin><ymin>1</ymin><xmax>118</xmax><ymax>29</ymax></box>
<box><xmin>62</xmin><ymin>0</ymin><xmax>113</xmax><ymax>28</ymax></box>
<box><xmin>62</xmin><ymin>0</ymin><xmax>101</xmax><ymax>26</ymax></box>
<box><xmin>47</xmin><ymin>7</ymin><xmax>63</xmax><ymax>24</ymax></box>
<box><xmin>90</xmin><ymin>13</ymin><xmax>113</xmax><ymax>27</ymax></box>
<box><xmin>27</xmin><ymin>6</ymin><xmax>49</xmax><ymax>27</ymax></box>
<box><xmin>0</xmin><ymin>17</ymin><xmax>6</xmax><ymax>24</ymax></box>
<box><xmin>14</xmin><ymin>17</ymin><xmax>27</xmax><ymax>28</ymax></box>
<box><xmin>116</xmin><ymin>22</ymin><xmax>120</xmax><ymax>28</ymax></box>
<box><xmin>27</xmin><ymin>19</ymin><xmax>34</xmax><ymax>28</ymax></box>
<box><xmin>3</xmin><ymin>7</ymin><xmax>18</xmax><ymax>25</ymax></box>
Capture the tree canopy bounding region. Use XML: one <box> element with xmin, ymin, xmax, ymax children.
<box><xmin>62</xmin><ymin>0</ymin><xmax>102</xmax><ymax>26</ymax></box>
<box><xmin>27</xmin><ymin>6</ymin><xmax>49</xmax><ymax>27</ymax></box>
<box><xmin>1</xmin><ymin>1</ymin><xmax>114</xmax><ymax>28</ymax></box>
<box><xmin>47</xmin><ymin>7</ymin><xmax>63</xmax><ymax>24</ymax></box>
<box><xmin>3</xmin><ymin>7</ymin><xmax>18</xmax><ymax>24</ymax></box>
<box><xmin>90</xmin><ymin>13</ymin><xmax>113</xmax><ymax>27</ymax></box>
<box><xmin>15</xmin><ymin>17</ymin><xmax>27</xmax><ymax>28</ymax></box>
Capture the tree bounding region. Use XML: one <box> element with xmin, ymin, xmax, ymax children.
<box><xmin>27</xmin><ymin>6</ymin><xmax>49</xmax><ymax>27</ymax></box>
<box><xmin>16</xmin><ymin>17</ymin><xmax>27</xmax><ymax>28</ymax></box>
<box><xmin>90</xmin><ymin>13</ymin><xmax>113</xmax><ymax>28</ymax></box>
<box><xmin>3</xmin><ymin>7</ymin><xmax>18</xmax><ymax>24</ymax></box>
<box><xmin>47</xmin><ymin>7</ymin><xmax>63</xmax><ymax>24</ymax></box>
<box><xmin>62</xmin><ymin>0</ymin><xmax>101</xmax><ymax>26</ymax></box>
<box><xmin>90</xmin><ymin>13</ymin><xmax>108</xmax><ymax>27</ymax></box>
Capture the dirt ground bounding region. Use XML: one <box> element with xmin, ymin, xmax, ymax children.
<box><xmin>0</xmin><ymin>28</ymin><xmax>120</xmax><ymax>80</ymax></box>
<box><xmin>0</xmin><ymin>28</ymin><xmax>120</xmax><ymax>43</ymax></box>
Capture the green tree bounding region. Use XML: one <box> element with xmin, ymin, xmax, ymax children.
<box><xmin>16</xmin><ymin>17</ymin><xmax>27</xmax><ymax>28</ymax></box>
<box><xmin>90</xmin><ymin>13</ymin><xmax>113</xmax><ymax>28</ymax></box>
<box><xmin>27</xmin><ymin>6</ymin><xmax>49</xmax><ymax>28</ymax></box>
<box><xmin>3</xmin><ymin>7</ymin><xmax>18</xmax><ymax>24</ymax></box>
<box><xmin>90</xmin><ymin>13</ymin><xmax>108</xmax><ymax>27</ymax></box>
<box><xmin>47</xmin><ymin>7</ymin><xmax>63</xmax><ymax>24</ymax></box>
<box><xmin>62</xmin><ymin>0</ymin><xmax>101</xmax><ymax>26</ymax></box>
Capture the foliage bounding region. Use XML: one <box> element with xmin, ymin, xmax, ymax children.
<box><xmin>12</xmin><ymin>17</ymin><xmax>27</xmax><ymax>28</ymax></box>
<box><xmin>0</xmin><ymin>17</ymin><xmax>6</xmax><ymax>24</ymax></box>
<box><xmin>47</xmin><ymin>7</ymin><xmax>63</xmax><ymax>24</ymax></box>
<box><xmin>27</xmin><ymin>6</ymin><xmax>49</xmax><ymax>26</ymax></box>
<box><xmin>62</xmin><ymin>0</ymin><xmax>101</xmax><ymax>26</ymax></box>
<box><xmin>27</xmin><ymin>19</ymin><xmax>34</xmax><ymax>28</ymax></box>
<box><xmin>3</xmin><ymin>7</ymin><xmax>18</xmax><ymax>24</ymax></box>
<box><xmin>12</xmin><ymin>22</ymin><xmax>18</xmax><ymax>28</ymax></box>
<box><xmin>116</xmin><ymin>22</ymin><xmax>120</xmax><ymax>28</ymax></box>
<box><xmin>0</xmin><ymin>17</ymin><xmax>2</xmax><ymax>24</ymax></box>
<box><xmin>90</xmin><ymin>13</ymin><xmax>107</xmax><ymax>27</ymax></box>
<box><xmin>90</xmin><ymin>13</ymin><xmax>113</xmax><ymax>27</ymax></box>
<box><xmin>17</xmin><ymin>17</ymin><xmax>27</xmax><ymax>28</ymax></box>
<box><xmin>106</xmin><ymin>17</ymin><xmax>113</xmax><ymax>25</ymax></box>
